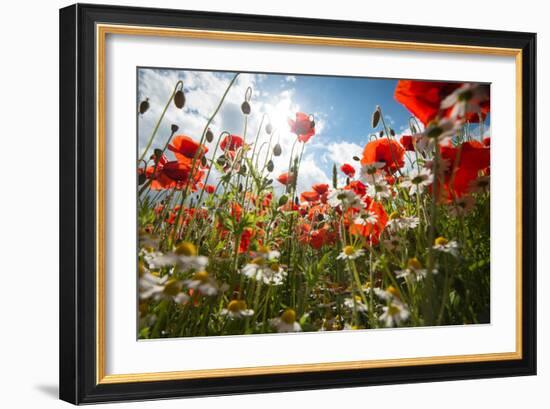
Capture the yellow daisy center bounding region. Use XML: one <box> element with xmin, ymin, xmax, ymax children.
<box><xmin>251</xmin><ymin>257</ymin><xmax>265</xmax><ymax>266</ymax></box>
<box><xmin>407</xmin><ymin>257</ymin><xmax>422</xmax><ymax>270</ymax></box>
<box><xmin>389</xmin><ymin>211</ymin><xmax>400</xmax><ymax>220</ymax></box>
<box><xmin>388</xmin><ymin>304</ymin><xmax>400</xmax><ymax>315</ymax></box>
<box><xmin>435</xmin><ymin>236</ymin><xmax>448</xmax><ymax>246</ymax></box>
<box><xmin>258</xmin><ymin>245</ymin><xmax>270</xmax><ymax>254</ymax></box>
<box><xmin>175</xmin><ymin>241</ymin><xmax>197</xmax><ymax>257</ymax></box>
<box><xmin>227</xmin><ymin>300</ymin><xmax>247</xmax><ymax>313</ymax></box>
<box><xmin>343</xmin><ymin>245</ymin><xmax>355</xmax><ymax>256</ymax></box>
<box><xmin>269</xmin><ymin>262</ymin><xmax>280</xmax><ymax>271</ymax></box>
<box><xmin>192</xmin><ymin>270</ymin><xmax>209</xmax><ymax>283</ymax></box>
<box><xmin>386</xmin><ymin>285</ymin><xmax>400</xmax><ymax>298</ymax></box>
<box><xmin>163</xmin><ymin>279</ymin><xmax>181</xmax><ymax>296</ymax></box>
<box><xmin>281</xmin><ymin>308</ymin><xmax>296</xmax><ymax>324</ymax></box>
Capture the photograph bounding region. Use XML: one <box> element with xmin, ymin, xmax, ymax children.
<box><xmin>136</xmin><ymin>68</ymin><xmax>491</xmax><ymax>339</ymax></box>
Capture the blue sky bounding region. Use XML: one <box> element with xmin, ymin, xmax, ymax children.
<box><xmin>137</xmin><ymin>68</ymin><xmax>489</xmax><ymax>195</ymax></box>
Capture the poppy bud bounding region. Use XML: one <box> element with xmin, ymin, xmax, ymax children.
<box><xmin>216</xmin><ymin>156</ymin><xmax>226</xmax><ymax>166</ymax></box>
<box><xmin>352</xmin><ymin>156</ymin><xmax>360</xmax><ymax>161</ymax></box>
<box><xmin>171</xmin><ymin>124</ymin><xmax>179</xmax><ymax>133</ymax></box>
<box><xmin>317</xmin><ymin>214</ymin><xmax>324</xmax><ymax>222</ymax></box>
<box><xmin>138</xmin><ymin>172</ymin><xmax>146</xmax><ymax>185</ymax></box>
<box><xmin>201</xmin><ymin>156</ymin><xmax>207</xmax><ymax>167</ymax></box>
<box><xmin>206</xmin><ymin>128</ymin><xmax>214</xmax><ymax>143</ymax></box>
<box><xmin>310</xmin><ymin>120</ymin><xmax>315</xmax><ymax>129</ymax></box>
<box><xmin>278</xmin><ymin>195</ymin><xmax>288</xmax><ymax>207</ymax></box>
<box><xmin>153</xmin><ymin>149</ymin><xmax>163</xmax><ymax>162</ymax></box>
<box><xmin>266</xmin><ymin>178</ymin><xmax>273</xmax><ymax>185</ymax></box>
<box><xmin>139</xmin><ymin>98</ymin><xmax>149</xmax><ymax>115</ymax></box>
<box><xmin>241</xmin><ymin>101</ymin><xmax>251</xmax><ymax>115</ymax></box>
<box><xmin>390</xmin><ymin>128</ymin><xmax>396</xmax><ymax>136</ymax></box>
<box><xmin>266</xmin><ymin>123</ymin><xmax>273</xmax><ymax>134</ymax></box>
<box><xmin>372</xmin><ymin>107</ymin><xmax>381</xmax><ymax>128</ymax></box>
<box><xmin>273</xmin><ymin>143</ymin><xmax>282</xmax><ymax>156</ymax></box>
<box><xmin>174</xmin><ymin>90</ymin><xmax>185</xmax><ymax>109</ymax></box>
<box><xmin>239</xmin><ymin>183</ymin><xmax>243</xmax><ymax>192</ymax></box>
<box><xmin>379</xmin><ymin>130</ymin><xmax>384</xmax><ymax>137</ymax></box>
<box><xmin>267</xmin><ymin>160</ymin><xmax>274</xmax><ymax>172</ymax></box>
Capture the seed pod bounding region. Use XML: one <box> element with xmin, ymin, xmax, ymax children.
<box><xmin>352</xmin><ymin>156</ymin><xmax>360</xmax><ymax>161</ymax></box>
<box><xmin>372</xmin><ymin>107</ymin><xmax>381</xmax><ymax>128</ymax></box>
<box><xmin>205</xmin><ymin>128</ymin><xmax>214</xmax><ymax>143</ymax></box>
<box><xmin>139</xmin><ymin>98</ymin><xmax>149</xmax><ymax>115</ymax></box>
<box><xmin>267</xmin><ymin>160</ymin><xmax>274</xmax><ymax>172</ymax></box>
<box><xmin>241</xmin><ymin>101</ymin><xmax>251</xmax><ymax>115</ymax></box>
<box><xmin>216</xmin><ymin>156</ymin><xmax>226</xmax><ymax>167</ymax></box>
<box><xmin>266</xmin><ymin>123</ymin><xmax>273</xmax><ymax>134</ymax></box>
<box><xmin>171</xmin><ymin>124</ymin><xmax>179</xmax><ymax>133</ymax></box>
<box><xmin>174</xmin><ymin>90</ymin><xmax>185</xmax><ymax>109</ymax></box>
<box><xmin>273</xmin><ymin>143</ymin><xmax>282</xmax><ymax>156</ymax></box>
<box><xmin>138</xmin><ymin>172</ymin><xmax>146</xmax><ymax>185</ymax></box>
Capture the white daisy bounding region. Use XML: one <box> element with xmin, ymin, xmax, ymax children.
<box><xmin>183</xmin><ymin>270</ymin><xmax>219</xmax><ymax>296</ymax></box>
<box><xmin>367</xmin><ymin>180</ymin><xmax>391</xmax><ymax>200</ymax></box>
<box><xmin>380</xmin><ymin>301</ymin><xmax>410</xmax><ymax>327</ymax></box>
<box><xmin>220</xmin><ymin>300</ymin><xmax>254</xmax><ymax>319</ymax></box>
<box><xmin>433</xmin><ymin>237</ymin><xmax>460</xmax><ymax>257</ymax></box>
<box><xmin>353</xmin><ymin>210</ymin><xmax>378</xmax><ymax>226</ymax></box>
<box><xmin>327</xmin><ymin>189</ymin><xmax>365</xmax><ymax>210</ymax></box>
<box><xmin>271</xmin><ymin>309</ymin><xmax>302</xmax><ymax>333</ymax></box>
<box><xmin>395</xmin><ymin>258</ymin><xmax>429</xmax><ymax>282</ymax></box>
<box><xmin>440</xmin><ymin>83</ymin><xmax>489</xmax><ymax>121</ymax></box>
<box><xmin>360</xmin><ymin>163</ymin><xmax>386</xmax><ymax>184</ymax></box>
<box><xmin>400</xmin><ymin>167</ymin><xmax>433</xmax><ymax>195</ymax></box>
<box><xmin>387</xmin><ymin>214</ymin><xmax>420</xmax><ymax>232</ymax></box>
<box><xmin>240</xmin><ymin>249</ymin><xmax>287</xmax><ymax>286</ymax></box>
<box><xmin>337</xmin><ymin>245</ymin><xmax>365</xmax><ymax>260</ymax></box>
<box><xmin>148</xmin><ymin>242</ymin><xmax>208</xmax><ymax>272</ymax></box>
<box><xmin>343</xmin><ymin>296</ymin><xmax>368</xmax><ymax>313</ymax></box>
<box><xmin>139</xmin><ymin>272</ymin><xmax>169</xmax><ymax>300</ymax></box>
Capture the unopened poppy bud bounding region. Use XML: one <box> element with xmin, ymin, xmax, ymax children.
<box><xmin>139</xmin><ymin>98</ymin><xmax>149</xmax><ymax>115</ymax></box>
<box><xmin>216</xmin><ymin>156</ymin><xmax>226</xmax><ymax>166</ymax></box>
<box><xmin>201</xmin><ymin>156</ymin><xmax>207</xmax><ymax>167</ymax></box>
<box><xmin>138</xmin><ymin>172</ymin><xmax>146</xmax><ymax>185</ymax></box>
<box><xmin>241</xmin><ymin>101</ymin><xmax>251</xmax><ymax>115</ymax></box>
<box><xmin>310</xmin><ymin>120</ymin><xmax>315</xmax><ymax>128</ymax></box>
<box><xmin>171</xmin><ymin>124</ymin><xmax>179</xmax><ymax>133</ymax></box>
<box><xmin>390</xmin><ymin>128</ymin><xmax>396</xmax><ymax>136</ymax></box>
<box><xmin>372</xmin><ymin>107</ymin><xmax>381</xmax><ymax>128</ymax></box>
<box><xmin>379</xmin><ymin>130</ymin><xmax>384</xmax><ymax>137</ymax></box>
<box><xmin>352</xmin><ymin>156</ymin><xmax>360</xmax><ymax>161</ymax></box>
<box><xmin>266</xmin><ymin>123</ymin><xmax>273</xmax><ymax>134</ymax></box>
<box><xmin>174</xmin><ymin>90</ymin><xmax>185</xmax><ymax>109</ymax></box>
<box><xmin>205</xmin><ymin>128</ymin><xmax>214</xmax><ymax>143</ymax></box>
<box><xmin>273</xmin><ymin>143</ymin><xmax>282</xmax><ymax>156</ymax></box>
<box><xmin>267</xmin><ymin>160</ymin><xmax>274</xmax><ymax>172</ymax></box>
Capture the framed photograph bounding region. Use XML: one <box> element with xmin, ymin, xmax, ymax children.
<box><xmin>59</xmin><ymin>3</ymin><xmax>536</xmax><ymax>404</ymax></box>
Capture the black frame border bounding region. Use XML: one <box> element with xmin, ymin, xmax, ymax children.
<box><xmin>59</xmin><ymin>3</ymin><xmax>536</xmax><ymax>404</ymax></box>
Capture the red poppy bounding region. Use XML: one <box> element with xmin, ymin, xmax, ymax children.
<box><xmin>394</xmin><ymin>80</ymin><xmax>461</xmax><ymax>125</ymax></box>
<box><xmin>231</xmin><ymin>202</ymin><xmax>243</xmax><ymax>222</ymax></box>
<box><xmin>340</xmin><ymin>163</ymin><xmax>356</xmax><ymax>178</ymax></box>
<box><xmin>344</xmin><ymin>180</ymin><xmax>367</xmax><ymax>197</ymax></box>
<box><xmin>399</xmin><ymin>135</ymin><xmax>416</xmax><ymax>151</ymax></box>
<box><xmin>277</xmin><ymin>172</ymin><xmax>294</xmax><ymax>186</ymax></box>
<box><xmin>288</xmin><ymin>112</ymin><xmax>315</xmax><ymax>143</ymax></box>
<box><xmin>439</xmin><ymin>140</ymin><xmax>490</xmax><ymax>199</ymax></box>
<box><xmin>361</xmin><ymin>139</ymin><xmax>405</xmax><ymax>174</ymax></box>
<box><xmin>348</xmin><ymin>197</ymin><xmax>388</xmax><ymax>245</ymax></box>
<box><xmin>168</xmin><ymin>135</ymin><xmax>208</xmax><ymax>162</ymax></box>
<box><xmin>220</xmin><ymin>134</ymin><xmax>244</xmax><ymax>151</ymax></box>
<box><xmin>483</xmin><ymin>137</ymin><xmax>491</xmax><ymax>147</ymax></box>
<box><xmin>238</xmin><ymin>228</ymin><xmax>253</xmax><ymax>254</ymax></box>
<box><xmin>311</xmin><ymin>183</ymin><xmax>329</xmax><ymax>195</ymax></box>
<box><xmin>204</xmin><ymin>184</ymin><xmax>215</xmax><ymax>194</ymax></box>
<box><xmin>300</xmin><ymin>191</ymin><xmax>320</xmax><ymax>203</ymax></box>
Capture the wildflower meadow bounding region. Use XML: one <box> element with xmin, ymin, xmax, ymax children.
<box><xmin>137</xmin><ymin>69</ymin><xmax>490</xmax><ymax>338</ymax></box>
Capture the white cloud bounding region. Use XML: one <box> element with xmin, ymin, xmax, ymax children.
<box><xmin>285</xmin><ymin>75</ymin><xmax>297</xmax><ymax>83</ymax></box>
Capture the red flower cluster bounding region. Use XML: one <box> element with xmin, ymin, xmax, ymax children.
<box><xmin>288</xmin><ymin>112</ymin><xmax>316</xmax><ymax>143</ymax></box>
<box><xmin>361</xmin><ymin>139</ymin><xmax>405</xmax><ymax>174</ymax></box>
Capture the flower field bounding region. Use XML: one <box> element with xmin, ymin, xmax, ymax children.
<box><xmin>137</xmin><ymin>72</ymin><xmax>490</xmax><ymax>338</ymax></box>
